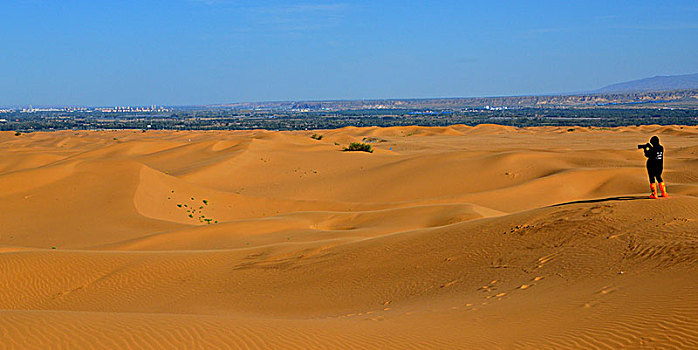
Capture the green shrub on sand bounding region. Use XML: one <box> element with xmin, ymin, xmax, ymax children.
<box><xmin>343</xmin><ymin>142</ymin><xmax>373</xmax><ymax>153</ymax></box>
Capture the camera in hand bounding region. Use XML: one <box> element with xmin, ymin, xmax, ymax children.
<box><xmin>637</xmin><ymin>143</ymin><xmax>650</xmax><ymax>150</ymax></box>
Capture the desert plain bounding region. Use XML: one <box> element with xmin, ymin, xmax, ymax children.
<box><xmin>1</xmin><ymin>124</ymin><xmax>697</xmax><ymax>349</ymax></box>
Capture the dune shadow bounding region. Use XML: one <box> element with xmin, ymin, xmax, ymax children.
<box><xmin>551</xmin><ymin>195</ymin><xmax>647</xmax><ymax>207</ymax></box>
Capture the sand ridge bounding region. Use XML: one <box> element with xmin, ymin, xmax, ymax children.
<box><xmin>1</xmin><ymin>125</ymin><xmax>698</xmax><ymax>349</ymax></box>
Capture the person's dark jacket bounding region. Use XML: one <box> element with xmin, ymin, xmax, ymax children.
<box><xmin>644</xmin><ymin>137</ymin><xmax>663</xmax><ymax>168</ymax></box>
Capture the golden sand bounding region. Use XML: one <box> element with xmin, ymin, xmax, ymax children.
<box><xmin>1</xmin><ymin>125</ymin><xmax>697</xmax><ymax>349</ymax></box>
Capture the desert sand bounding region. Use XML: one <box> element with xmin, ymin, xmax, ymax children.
<box><xmin>1</xmin><ymin>125</ymin><xmax>697</xmax><ymax>349</ymax></box>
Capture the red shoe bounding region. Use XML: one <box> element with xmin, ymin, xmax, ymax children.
<box><xmin>649</xmin><ymin>183</ymin><xmax>658</xmax><ymax>199</ymax></box>
<box><xmin>659</xmin><ymin>182</ymin><xmax>669</xmax><ymax>197</ymax></box>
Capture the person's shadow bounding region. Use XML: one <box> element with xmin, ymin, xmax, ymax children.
<box><xmin>551</xmin><ymin>195</ymin><xmax>647</xmax><ymax>207</ymax></box>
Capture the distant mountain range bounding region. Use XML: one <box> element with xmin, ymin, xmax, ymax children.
<box><xmin>221</xmin><ymin>73</ymin><xmax>698</xmax><ymax>110</ymax></box>
<box><xmin>594</xmin><ymin>73</ymin><xmax>698</xmax><ymax>93</ymax></box>
<box><xmin>224</xmin><ymin>89</ymin><xmax>698</xmax><ymax>111</ymax></box>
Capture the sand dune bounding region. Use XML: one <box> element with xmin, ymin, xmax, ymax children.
<box><xmin>1</xmin><ymin>126</ymin><xmax>698</xmax><ymax>349</ymax></box>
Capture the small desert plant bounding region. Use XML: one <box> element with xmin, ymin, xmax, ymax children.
<box><xmin>310</xmin><ymin>134</ymin><xmax>323</xmax><ymax>140</ymax></box>
<box><xmin>14</xmin><ymin>131</ymin><xmax>21</xmax><ymax>136</ymax></box>
<box><xmin>362</xmin><ymin>137</ymin><xmax>387</xmax><ymax>143</ymax></box>
<box><xmin>343</xmin><ymin>142</ymin><xmax>373</xmax><ymax>153</ymax></box>
<box><xmin>202</xmin><ymin>199</ymin><xmax>208</xmax><ymax>205</ymax></box>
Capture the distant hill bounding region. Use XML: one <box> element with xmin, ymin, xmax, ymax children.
<box><xmin>223</xmin><ymin>89</ymin><xmax>698</xmax><ymax>110</ymax></box>
<box><xmin>219</xmin><ymin>73</ymin><xmax>698</xmax><ymax>110</ymax></box>
<box><xmin>594</xmin><ymin>73</ymin><xmax>698</xmax><ymax>93</ymax></box>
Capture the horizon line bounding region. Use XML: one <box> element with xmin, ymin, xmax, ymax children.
<box><xmin>6</xmin><ymin>87</ymin><xmax>698</xmax><ymax>110</ymax></box>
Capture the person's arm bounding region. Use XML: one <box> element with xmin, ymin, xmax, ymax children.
<box><xmin>643</xmin><ymin>144</ymin><xmax>653</xmax><ymax>158</ymax></box>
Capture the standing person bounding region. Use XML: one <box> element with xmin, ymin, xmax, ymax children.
<box><xmin>640</xmin><ymin>136</ymin><xmax>668</xmax><ymax>199</ymax></box>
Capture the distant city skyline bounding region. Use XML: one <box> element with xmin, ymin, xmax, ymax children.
<box><xmin>1</xmin><ymin>0</ymin><xmax>697</xmax><ymax>107</ymax></box>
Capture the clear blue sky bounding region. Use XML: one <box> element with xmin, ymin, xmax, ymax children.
<box><xmin>1</xmin><ymin>0</ymin><xmax>697</xmax><ymax>106</ymax></box>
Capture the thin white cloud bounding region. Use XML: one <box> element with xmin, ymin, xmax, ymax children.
<box><xmin>617</xmin><ymin>22</ymin><xmax>698</xmax><ymax>31</ymax></box>
<box><xmin>249</xmin><ymin>3</ymin><xmax>349</xmax><ymax>32</ymax></box>
<box><xmin>189</xmin><ymin>1</ymin><xmax>350</xmax><ymax>34</ymax></box>
<box><xmin>594</xmin><ymin>14</ymin><xmax>620</xmax><ymax>21</ymax></box>
<box><xmin>188</xmin><ymin>0</ymin><xmax>225</xmax><ymax>5</ymax></box>
<box><xmin>526</xmin><ymin>27</ymin><xmax>570</xmax><ymax>34</ymax></box>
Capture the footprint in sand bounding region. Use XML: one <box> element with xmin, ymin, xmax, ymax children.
<box><xmin>536</xmin><ymin>253</ymin><xmax>557</xmax><ymax>268</ymax></box>
<box><xmin>597</xmin><ymin>286</ymin><xmax>617</xmax><ymax>295</ymax></box>
<box><xmin>582</xmin><ymin>286</ymin><xmax>619</xmax><ymax>308</ymax></box>
<box><xmin>516</xmin><ymin>276</ymin><xmax>544</xmax><ymax>290</ymax></box>
<box><xmin>440</xmin><ymin>280</ymin><xmax>457</xmax><ymax>288</ymax></box>
<box><xmin>487</xmin><ymin>292</ymin><xmax>507</xmax><ymax>300</ymax></box>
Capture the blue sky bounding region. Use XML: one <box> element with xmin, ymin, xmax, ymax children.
<box><xmin>1</xmin><ymin>0</ymin><xmax>697</xmax><ymax>106</ymax></box>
